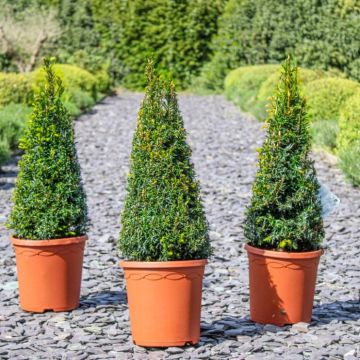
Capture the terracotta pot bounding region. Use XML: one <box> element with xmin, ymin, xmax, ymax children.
<box><xmin>11</xmin><ymin>235</ymin><xmax>87</xmax><ymax>313</ymax></box>
<box><xmin>120</xmin><ymin>259</ymin><xmax>207</xmax><ymax>347</ymax></box>
<box><xmin>245</xmin><ymin>243</ymin><xmax>323</xmax><ymax>326</ymax></box>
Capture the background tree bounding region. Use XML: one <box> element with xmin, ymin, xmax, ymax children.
<box><xmin>116</xmin><ymin>0</ymin><xmax>225</xmax><ymax>89</ymax></box>
<box><xmin>199</xmin><ymin>0</ymin><xmax>360</xmax><ymax>91</ymax></box>
<box><xmin>0</xmin><ymin>4</ymin><xmax>61</xmax><ymax>73</ymax></box>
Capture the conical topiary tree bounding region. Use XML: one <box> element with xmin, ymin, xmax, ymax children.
<box><xmin>8</xmin><ymin>58</ymin><xmax>88</xmax><ymax>240</ymax></box>
<box><xmin>119</xmin><ymin>61</ymin><xmax>211</xmax><ymax>261</ymax></box>
<box><xmin>244</xmin><ymin>56</ymin><xmax>324</xmax><ymax>251</ymax></box>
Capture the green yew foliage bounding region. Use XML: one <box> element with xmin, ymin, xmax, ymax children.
<box><xmin>119</xmin><ymin>61</ymin><xmax>211</xmax><ymax>261</ymax></box>
<box><xmin>8</xmin><ymin>58</ymin><xmax>88</xmax><ymax>239</ymax></box>
<box><xmin>116</xmin><ymin>0</ymin><xmax>225</xmax><ymax>90</ymax></box>
<box><xmin>244</xmin><ymin>57</ymin><xmax>324</xmax><ymax>251</ymax></box>
<box><xmin>199</xmin><ymin>0</ymin><xmax>360</xmax><ymax>91</ymax></box>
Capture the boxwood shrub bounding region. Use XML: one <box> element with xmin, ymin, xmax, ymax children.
<box><xmin>31</xmin><ymin>64</ymin><xmax>98</xmax><ymax>97</ymax></box>
<box><xmin>7</xmin><ymin>59</ymin><xmax>88</xmax><ymax>239</ymax></box>
<box><xmin>0</xmin><ymin>104</ymin><xmax>31</xmax><ymax>167</ymax></box>
<box><xmin>338</xmin><ymin>93</ymin><xmax>360</xmax><ymax>186</ymax></box>
<box><xmin>0</xmin><ymin>73</ymin><xmax>33</xmax><ymax>107</ymax></box>
<box><xmin>244</xmin><ymin>57</ymin><xmax>324</xmax><ymax>251</ymax></box>
<box><xmin>224</xmin><ymin>65</ymin><xmax>279</xmax><ymax>113</ymax></box>
<box><xmin>118</xmin><ymin>61</ymin><xmax>211</xmax><ymax>261</ymax></box>
<box><xmin>0</xmin><ymin>63</ymin><xmax>110</xmax><ymax>166</ymax></box>
<box><xmin>0</xmin><ymin>104</ymin><xmax>30</xmax><ymax>147</ymax></box>
<box><xmin>338</xmin><ymin>92</ymin><xmax>360</xmax><ymax>150</ymax></box>
<box><xmin>30</xmin><ymin>63</ymin><xmax>108</xmax><ymax>117</ymax></box>
<box><xmin>304</xmin><ymin>78</ymin><xmax>360</xmax><ymax>123</ymax></box>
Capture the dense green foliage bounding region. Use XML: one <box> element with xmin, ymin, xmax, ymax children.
<box><xmin>50</xmin><ymin>0</ymin><xmax>127</xmax><ymax>80</ymax></box>
<box><xmin>224</xmin><ymin>63</ymin><xmax>360</xmax><ymax>174</ymax></box>
<box><xmin>338</xmin><ymin>93</ymin><xmax>360</xmax><ymax>150</ymax></box>
<box><xmin>54</xmin><ymin>0</ymin><xmax>103</xmax><ymax>72</ymax></box>
<box><xmin>8</xmin><ymin>59</ymin><xmax>88</xmax><ymax>239</ymax></box>
<box><xmin>31</xmin><ymin>63</ymin><xmax>109</xmax><ymax>116</ymax></box>
<box><xmin>3</xmin><ymin>0</ymin><xmax>359</xmax><ymax>91</ymax></box>
<box><xmin>305</xmin><ymin>78</ymin><xmax>360</xmax><ymax>123</ymax></box>
<box><xmin>32</xmin><ymin>64</ymin><xmax>98</xmax><ymax>95</ymax></box>
<box><xmin>0</xmin><ymin>141</ymin><xmax>9</xmax><ymax>165</ymax></box>
<box><xmin>244</xmin><ymin>58</ymin><xmax>324</xmax><ymax>251</ymax></box>
<box><xmin>225</xmin><ymin>65</ymin><xmax>325</xmax><ymax>121</ymax></box>
<box><xmin>255</xmin><ymin>68</ymin><xmax>324</xmax><ymax>120</ymax></box>
<box><xmin>338</xmin><ymin>93</ymin><xmax>360</xmax><ymax>186</ymax></box>
<box><xmin>0</xmin><ymin>104</ymin><xmax>30</xmax><ymax>165</ymax></box>
<box><xmin>119</xmin><ymin>62</ymin><xmax>211</xmax><ymax>261</ymax></box>
<box><xmin>311</xmin><ymin>119</ymin><xmax>339</xmax><ymax>152</ymax></box>
<box><xmin>0</xmin><ymin>63</ymin><xmax>109</xmax><ymax>166</ymax></box>
<box><xmin>198</xmin><ymin>0</ymin><xmax>360</xmax><ymax>91</ymax></box>
<box><xmin>0</xmin><ymin>73</ymin><xmax>33</xmax><ymax>106</ymax></box>
<box><xmin>224</xmin><ymin>65</ymin><xmax>279</xmax><ymax>113</ymax></box>
<box><xmin>116</xmin><ymin>0</ymin><xmax>224</xmax><ymax>90</ymax></box>
<box><xmin>1</xmin><ymin>0</ymin><xmax>224</xmax><ymax>89</ymax></box>
<box><xmin>339</xmin><ymin>144</ymin><xmax>360</xmax><ymax>187</ymax></box>
<box><xmin>0</xmin><ymin>64</ymin><xmax>109</xmax><ymax>113</ymax></box>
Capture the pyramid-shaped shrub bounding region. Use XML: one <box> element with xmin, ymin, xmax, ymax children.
<box><xmin>8</xmin><ymin>58</ymin><xmax>88</xmax><ymax>239</ymax></box>
<box><xmin>119</xmin><ymin>61</ymin><xmax>211</xmax><ymax>261</ymax></box>
<box><xmin>244</xmin><ymin>57</ymin><xmax>324</xmax><ymax>251</ymax></box>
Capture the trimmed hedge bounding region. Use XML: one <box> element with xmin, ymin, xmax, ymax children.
<box><xmin>0</xmin><ymin>73</ymin><xmax>33</xmax><ymax>106</ymax></box>
<box><xmin>311</xmin><ymin>119</ymin><xmax>338</xmax><ymax>153</ymax></box>
<box><xmin>255</xmin><ymin>68</ymin><xmax>324</xmax><ymax>120</ymax></box>
<box><xmin>225</xmin><ymin>63</ymin><xmax>360</xmax><ymax>185</ymax></box>
<box><xmin>0</xmin><ymin>103</ymin><xmax>31</xmax><ymax>166</ymax></box>
<box><xmin>305</xmin><ymin>78</ymin><xmax>360</xmax><ymax>123</ymax></box>
<box><xmin>31</xmin><ymin>64</ymin><xmax>98</xmax><ymax>97</ymax></box>
<box><xmin>338</xmin><ymin>93</ymin><xmax>360</xmax><ymax>186</ymax></box>
<box><xmin>227</xmin><ymin>66</ymin><xmax>359</xmax><ymax>123</ymax></box>
<box><xmin>39</xmin><ymin>64</ymin><xmax>111</xmax><ymax>114</ymax></box>
<box><xmin>338</xmin><ymin>92</ymin><xmax>360</xmax><ymax>150</ymax></box>
<box><xmin>0</xmin><ymin>63</ymin><xmax>110</xmax><ymax>167</ymax></box>
<box><xmin>0</xmin><ymin>63</ymin><xmax>110</xmax><ymax>118</ymax></box>
<box><xmin>339</xmin><ymin>144</ymin><xmax>360</xmax><ymax>187</ymax></box>
<box><xmin>94</xmin><ymin>69</ymin><xmax>112</xmax><ymax>95</ymax></box>
<box><xmin>224</xmin><ymin>65</ymin><xmax>279</xmax><ymax>113</ymax></box>
<box><xmin>198</xmin><ymin>0</ymin><xmax>360</xmax><ymax>91</ymax></box>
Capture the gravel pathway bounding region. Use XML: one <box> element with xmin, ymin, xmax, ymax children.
<box><xmin>0</xmin><ymin>93</ymin><xmax>359</xmax><ymax>360</ymax></box>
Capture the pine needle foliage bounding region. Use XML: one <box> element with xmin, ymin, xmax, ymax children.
<box><xmin>8</xmin><ymin>58</ymin><xmax>88</xmax><ymax>240</ymax></box>
<box><xmin>244</xmin><ymin>57</ymin><xmax>324</xmax><ymax>252</ymax></box>
<box><xmin>119</xmin><ymin>61</ymin><xmax>211</xmax><ymax>261</ymax></box>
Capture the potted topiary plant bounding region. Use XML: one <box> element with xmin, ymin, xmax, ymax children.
<box><xmin>119</xmin><ymin>61</ymin><xmax>212</xmax><ymax>347</ymax></box>
<box><xmin>244</xmin><ymin>56</ymin><xmax>325</xmax><ymax>326</ymax></box>
<box><xmin>7</xmin><ymin>58</ymin><xmax>89</xmax><ymax>313</ymax></box>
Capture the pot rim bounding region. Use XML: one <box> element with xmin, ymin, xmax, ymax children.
<box><xmin>11</xmin><ymin>235</ymin><xmax>88</xmax><ymax>247</ymax></box>
<box><xmin>244</xmin><ymin>243</ymin><xmax>324</xmax><ymax>259</ymax></box>
<box><xmin>120</xmin><ymin>259</ymin><xmax>208</xmax><ymax>269</ymax></box>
